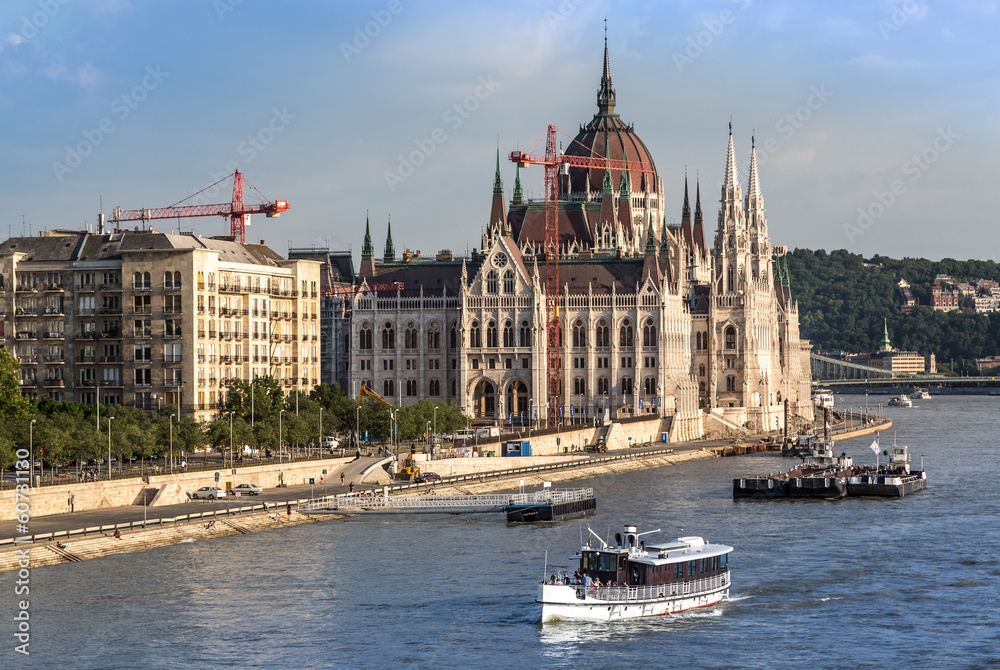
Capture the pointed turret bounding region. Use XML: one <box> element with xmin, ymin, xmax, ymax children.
<box><xmin>597</xmin><ymin>27</ymin><xmax>616</xmax><ymax>116</ymax></box>
<box><xmin>693</xmin><ymin>180</ymin><xmax>706</xmax><ymax>252</ymax></box>
<box><xmin>659</xmin><ymin>216</ymin><xmax>670</xmax><ymax>257</ymax></box>
<box><xmin>617</xmin><ymin>170</ymin><xmax>633</xmax><ymax>236</ymax></box>
<box><xmin>360</xmin><ymin>212</ymin><xmax>376</xmax><ymax>280</ymax></box>
<box><xmin>723</xmin><ymin>121</ymin><xmax>739</xmax><ymax>200</ymax></box>
<box><xmin>746</xmin><ymin>136</ymin><xmax>762</xmax><ymax>210</ymax></box>
<box><xmin>512</xmin><ymin>164</ymin><xmax>523</xmax><ymax>205</ymax></box>
<box><xmin>644</xmin><ymin>220</ymin><xmax>657</xmax><ymax>255</ymax></box>
<box><xmin>880</xmin><ymin>318</ymin><xmax>892</xmax><ymax>351</ymax></box>
<box><xmin>383</xmin><ymin>216</ymin><xmax>395</xmax><ymax>262</ymax></box>
<box><xmin>489</xmin><ymin>143</ymin><xmax>506</xmax><ymax>230</ymax></box>
<box><xmin>680</xmin><ymin>174</ymin><xmax>694</xmax><ymax>250</ymax></box>
<box><xmin>599</xmin><ymin>136</ymin><xmax>616</xmax><ymax>230</ymax></box>
<box><xmin>642</xmin><ymin>220</ymin><xmax>663</xmax><ymax>284</ymax></box>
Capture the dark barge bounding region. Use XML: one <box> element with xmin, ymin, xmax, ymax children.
<box><xmin>735</xmin><ymin>442</ymin><xmax>926</xmax><ymax>500</ymax></box>
<box><xmin>505</xmin><ymin>487</ymin><xmax>596</xmax><ymax>523</ymax></box>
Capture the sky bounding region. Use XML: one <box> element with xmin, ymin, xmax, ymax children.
<box><xmin>2</xmin><ymin>0</ymin><xmax>999</xmax><ymax>264</ymax></box>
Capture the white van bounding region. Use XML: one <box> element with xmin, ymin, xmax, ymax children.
<box><xmin>323</xmin><ymin>436</ymin><xmax>340</xmax><ymax>449</ymax></box>
<box><xmin>452</xmin><ymin>429</ymin><xmax>475</xmax><ymax>442</ymax></box>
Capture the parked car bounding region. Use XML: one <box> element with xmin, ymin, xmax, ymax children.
<box><xmin>323</xmin><ymin>436</ymin><xmax>340</xmax><ymax>450</ymax></box>
<box><xmin>191</xmin><ymin>486</ymin><xmax>226</xmax><ymax>500</ymax></box>
<box><xmin>229</xmin><ymin>484</ymin><xmax>262</xmax><ymax>496</ymax></box>
<box><xmin>415</xmin><ymin>472</ymin><xmax>441</xmax><ymax>483</ymax></box>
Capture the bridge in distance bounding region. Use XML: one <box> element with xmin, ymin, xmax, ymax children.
<box><xmin>810</xmin><ymin>353</ymin><xmax>1000</xmax><ymax>388</ymax></box>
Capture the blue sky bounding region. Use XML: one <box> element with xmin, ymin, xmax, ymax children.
<box><xmin>2</xmin><ymin>0</ymin><xmax>998</xmax><ymax>262</ymax></box>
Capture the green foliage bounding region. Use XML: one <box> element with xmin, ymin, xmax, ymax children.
<box><xmin>0</xmin><ymin>348</ymin><xmax>33</xmax><ymax>422</ymax></box>
<box><xmin>788</xmin><ymin>248</ymin><xmax>1000</xmax><ymax>368</ymax></box>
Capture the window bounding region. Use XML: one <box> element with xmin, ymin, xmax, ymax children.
<box><xmin>487</xmin><ymin>358</ymin><xmax>496</xmax><ymax>369</ymax></box>
<box><xmin>404</xmin><ymin>324</ymin><xmax>418</xmax><ymax>349</ymax></box>
<box><xmin>503</xmin><ymin>270</ymin><xmax>514</xmax><ymax>293</ymax></box>
<box><xmin>486</xmin><ymin>270</ymin><xmax>498</xmax><ymax>293</ymax></box>
<box><xmin>133</xmin><ymin>344</ymin><xmax>151</xmax><ymax>362</ymax></box>
<box><xmin>643</xmin><ymin>377</ymin><xmax>656</xmax><ymax>395</ymax></box>
<box><xmin>573</xmin><ymin>378</ymin><xmax>586</xmax><ymax>395</ymax></box>
<box><xmin>382</xmin><ymin>359</ymin><xmax>394</xmax><ymax>371</ymax></box>
<box><xmin>620</xmin><ymin>319</ymin><xmax>634</xmax><ymax>348</ymax></box>
<box><xmin>450</xmin><ymin>324</ymin><xmax>458</xmax><ymax>349</ymax></box>
<box><xmin>502</xmin><ymin>321</ymin><xmax>514</xmax><ymax>348</ymax></box>
<box><xmin>699</xmin><ymin>364</ymin><xmax>706</xmax><ymax>377</ymax></box>
<box><xmin>359</xmin><ymin>325</ymin><xmax>372</xmax><ymax>350</ymax></box>
<box><xmin>596</xmin><ymin>320</ymin><xmax>610</xmax><ymax>347</ymax></box>
<box><xmin>429</xmin><ymin>379</ymin><xmax>441</xmax><ymax>396</ymax></box>
<box><xmin>726</xmin><ymin>376</ymin><xmax>736</xmax><ymax>392</ymax></box>
<box><xmin>597</xmin><ymin>377</ymin><xmax>609</xmax><ymax>395</ymax></box>
<box><xmin>725</xmin><ymin>326</ymin><xmax>737</xmax><ymax>350</ymax></box>
<box><xmin>382</xmin><ymin>323</ymin><xmax>395</xmax><ymax>350</ymax></box>
<box><xmin>504</xmin><ymin>358</ymin><xmax>512</xmax><ymax>369</ymax></box>
<box><xmin>471</xmin><ymin>359</ymin><xmax>479</xmax><ymax>370</ymax></box>
<box><xmin>133</xmin><ymin>368</ymin><xmax>151</xmax><ymax>386</ymax></box>
<box><xmin>486</xmin><ymin>321</ymin><xmax>498</xmax><ymax>348</ymax></box>
<box><xmin>427</xmin><ymin>325</ymin><xmax>441</xmax><ymax>349</ymax></box>
<box><xmin>522</xmin><ymin>358</ymin><xmax>528</xmax><ymax>369</ymax></box>
<box><xmin>519</xmin><ymin>321</ymin><xmax>531</xmax><ymax>347</ymax></box>
<box><xmin>469</xmin><ymin>322</ymin><xmax>482</xmax><ymax>348</ymax></box>
<box><xmin>642</xmin><ymin>319</ymin><xmax>656</xmax><ymax>347</ymax></box>
<box><xmin>405</xmin><ymin>379</ymin><xmax>417</xmax><ymax>397</ymax></box>
<box><xmin>572</xmin><ymin>320</ymin><xmax>586</xmax><ymax>348</ymax></box>
<box><xmin>164</xmin><ymin>272</ymin><xmax>173</xmax><ymax>290</ymax></box>
<box><xmin>383</xmin><ymin>379</ymin><xmax>395</xmax><ymax>397</ymax></box>
<box><xmin>621</xmin><ymin>377</ymin><xmax>633</xmax><ymax>395</ymax></box>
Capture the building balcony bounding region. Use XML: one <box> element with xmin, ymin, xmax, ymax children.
<box><xmin>16</xmin><ymin>332</ymin><xmax>37</xmax><ymax>340</ymax></box>
<box><xmin>164</xmin><ymin>357</ymin><xmax>183</xmax><ymax>365</ymax></box>
<box><xmin>103</xmin><ymin>380</ymin><xmax>124</xmax><ymax>388</ymax></box>
<box><xmin>78</xmin><ymin>332</ymin><xmax>97</xmax><ymax>340</ymax></box>
<box><xmin>165</xmin><ymin>379</ymin><xmax>183</xmax><ymax>386</ymax></box>
<box><xmin>42</xmin><ymin>378</ymin><xmax>65</xmax><ymax>387</ymax></box>
<box><xmin>79</xmin><ymin>379</ymin><xmax>96</xmax><ymax>387</ymax></box>
<box><xmin>42</xmin><ymin>355</ymin><xmax>65</xmax><ymax>364</ymax></box>
<box><xmin>133</xmin><ymin>331</ymin><xmax>152</xmax><ymax>339</ymax></box>
<box><xmin>42</xmin><ymin>307</ymin><xmax>64</xmax><ymax>316</ymax></box>
<box><xmin>16</xmin><ymin>285</ymin><xmax>37</xmax><ymax>293</ymax></box>
<box><xmin>99</xmin><ymin>283</ymin><xmax>122</xmax><ymax>291</ymax></box>
<box><xmin>208</xmin><ymin>377</ymin><xmax>217</xmax><ymax>386</ymax></box>
<box><xmin>21</xmin><ymin>379</ymin><xmax>37</xmax><ymax>387</ymax></box>
<box><xmin>43</xmin><ymin>332</ymin><xmax>65</xmax><ymax>340</ymax></box>
<box><xmin>208</xmin><ymin>308</ymin><xmax>216</xmax><ymax>315</ymax></box>
<box><xmin>15</xmin><ymin>308</ymin><xmax>38</xmax><ymax>317</ymax></box>
<box><xmin>100</xmin><ymin>356</ymin><xmax>123</xmax><ymax>363</ymax></box>
<box><xmin>99</xmin><ymin>332</ymin><xmax>122</xmax><ymax>339</ymax></box>
<box><xmin>18</xmin><ymin>356</ymin><xmax>38</xmax><ymax>365</ymax></box>
<box><xmin>197</xmin><ymin>355</ymin><xmax>206</xmax><ymax>363</ymax></box>
<box><xmin>198</xmin><ymin>282</ymin><xmax>206</xmax><ymax>290</ymax></box>
<box><xmin>42</xmin><ymin>284</ymin><xmax>65</xmax><ymax>293</ymax></box>
<box><xmin>77</xmin><ymin>355</ymin><xmax>96</xmax><ymax>364</ymax></box>
<box><xmin>77</xmin><ymin>282</ymin><xmax>96</xmax><ymax>292</ymax></box>
<box><xmin>197</xmin><ymin>307</ymin><xmax>205</xmax><ymax>315</ymax></box>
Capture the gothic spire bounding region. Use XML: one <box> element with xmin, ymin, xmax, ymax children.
<box><xmin>512</xmin><ymin>163</ymin><xmax>523</xmax><ymax>205</ymax></box>
<box><xmin>659</xmin><ymin>214</ymin><xmax>670</xmax><ymax>256</ymax></box>
<box><xmin>746</xmin><ymin>135</ymin><xmax>762</xmax><ymax>209</ymax></box>
<box><xmin>693</xmin><ymin>179</ymin><xmax>706</xmax><ymax>251</ymax></box>
<box><xmin>361</xmin><ymin>211</ymin><xmax>373</xmax><ymax>259</ymax></box>
<box><xmin>597</xmin><ymin>25</ymin><xmax>616</xmax><ymax>116</ymax></box>
<box><xmin>723</xmin><ymin>121</ymin><xmax>739</xmax><ymax>196</ymax></box>
<box><xmin>488</xmin><ymin>143</ymin><xmax>507</xmax><ymax>230</ymax></box>
<box><xmin>644</xmin><ymin>219</ymin><xmax>657</xmax><ymax>255</ymax></box>
<box><xmin>680</xmin><ymin>173</ymin><xmax>693</xmax><ymax>250</ymax></box>
<box><xmin>383</xmin><ymin>216</ymin><xmax>395</xmax><ymax>262</ymax></box>
<box><xmin>617</xmin><ymin>170</ymin><xmax>633</xmax><ymax>235</ymax></box>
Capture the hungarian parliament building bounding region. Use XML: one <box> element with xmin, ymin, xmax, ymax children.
<box><xmin>304</xmin><ymin>42</ymin><xmax>813</xmax><ymax>440</ymax></box>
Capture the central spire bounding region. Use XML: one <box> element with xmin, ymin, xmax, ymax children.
<box><xmin>598</xmin><ymin>24</ymin><xmax>616</xmax><ymax>116</ymax></box>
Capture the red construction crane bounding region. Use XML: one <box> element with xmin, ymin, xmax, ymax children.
<box><xmin>510</xmin><ymin>124</ymin><xmax>655</xmax><ymax>426</ymax></box>
<box><xmin>110</xmin><ymin>170</ymin><xmax>288</xmax><ymax>244</ymax></box>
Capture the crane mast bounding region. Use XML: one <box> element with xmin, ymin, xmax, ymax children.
<box><xmin>510</xmin><ymin>125</ymin><xmax>655</xmax><ymax>426</ymax></box>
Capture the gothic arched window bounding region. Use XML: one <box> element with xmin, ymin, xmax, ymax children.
<box><xmin>572</xmin><ymin>320</ymin><xmax>586</xmax><ymax>348</ymax></box>
<box><xmin>486</xmin><ymin>270</ymin><xmax>498</xmax><ymax>294</ymax></box>
<box><xmin>469</xmin><ymin>321</ymin><xmax>481</xmax><ymax>348</ymax></box>
<box><xmin>502</xmin><ymin>321</ymin><xmax>514</xmax><ymax>348</ymax></box>
<box><xmin>503</xmin><ymin>270</ymin><xmax>515</xmax><ymax>293</ymax></box>
<box><xmin>642</xmin><ymin>319</ymin><xmax>656</xmax><ymax>348</ymax></box>
<box><xmin>382</xmin><ymin>323</ymin><xmax>395</xmax><ymax>350</ymax></box>
<box><xmin>519</xmin><ymin>321</ymin><xmax>531</xmax><ymax>348</ymax></box>
<box><xmin>486</xmin><ymin>321</ymin><xmax>498</xmax><ymax>348</ymax></box>
<box><xmin>725</xmin><ymin>326</ymin><xmax>736</xmax><ymax>350</ymax></box>
<box><xmin>620</xmin><ymin>319</ymin><xmax>634</xmax><ymax>348</ymax></box>
<box><xmin>596</xmin><ymin>320</ymin><xmax>610</xmax><ymax>348</ymax></box>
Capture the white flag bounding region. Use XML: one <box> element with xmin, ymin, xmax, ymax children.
<box><xmin>869</xmin><ymin>439</ymin><xmax>879</xmax><ymax>455</ymax></box>
<box><xmin>825</xmin><ymin>421</ymin><xmax>831</xmax><ymax>432</ymax></box>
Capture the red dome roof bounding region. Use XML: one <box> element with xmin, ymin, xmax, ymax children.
<box><xmin>564</xmin><ymin>41</ymin><xmax>658</xmax><ymax>195</ymax></box>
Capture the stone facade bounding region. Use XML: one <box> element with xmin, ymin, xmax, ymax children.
<box><xmin>1</xmin><ymin>230</ymin><xmax>320</xmax><ymax>423</ymax></box>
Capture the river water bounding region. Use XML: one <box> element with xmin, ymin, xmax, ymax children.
<box><xmin>4</xmin><ymin>395</ymin><xmax>999</xmax><ymax>669</ymax></box>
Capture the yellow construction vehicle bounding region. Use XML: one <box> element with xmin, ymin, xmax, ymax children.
<box><xmin>359</xmin><ymin>382</ymin><xmax>392</xmax><ymax>406</ymax></box>
<box><xmin>398</xmin><ymin>446</ymin><xmax>421</xmax><ymax>481</ymax></box>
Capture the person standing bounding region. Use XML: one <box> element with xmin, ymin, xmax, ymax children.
<box><xmin>340</xmin><ymin>472</ymin><xmax>345</xmax><ymax>485</ymax></box>
<box><xmin>286</xmin><ymin>503</ymin><xmax>292</xmax><ymax>517</ymax></box>
<box><xmin>348</xmin><ymin>481</ymin><xmax>354</xmax><ymax>493</ymax></box>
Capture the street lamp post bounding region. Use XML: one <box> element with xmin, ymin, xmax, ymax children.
<box><xmin>319</xmin><ymin>406</ymin><xmax>324</xmax><ymax>460</ymax></box>
<box><xmin>433</xmin><ymin>406</ymin><xmax>437</xmax><ymax>442</ymax></box>
<box><xmin>229</xmin><ymin>411</ymin><xmax>235</xmax><ymax>471</ymax></box>
<box><xmin>29</xmin><ymin>419</ymin><xmax>36</xmax><ymax>486</ymax></box>
<box><xmin>279</xmin><ymin>409</ymin><xmax>285</xmax><ymax>463</ymax></box>
<box><xmin>107</xmin><ymin>417</ymin><xmax>114</xmax><ymax>482</ymax></box>
<box><xmin>169</xmin><ymin>415</ymin><xmax>174</xmax><ymax>474</ymax></box>
<box><xmin>356</xmin><ymin>405</ymin><xmax>361</xmax><ymax>450</ymax></box>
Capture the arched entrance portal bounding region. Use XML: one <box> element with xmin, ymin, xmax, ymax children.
<box><xmin>473</xmin><ymin>379</ymin><xmax>496</xmax><ymax>419</ymax></box>
<box><xmin>505</xmin><ymin>380</ymin><xmax>528</xmax><ymax>424</ymax></box>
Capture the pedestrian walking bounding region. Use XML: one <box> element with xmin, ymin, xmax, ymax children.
<box><xmin>348</xmin><ymin>481</ymin><xmax>354</xmax><ymax>493</ymax></box>
<box><xmin>113</xmin><ymin>528</ymin><xmax>121</xmax><ymax>540</ymax></box>
<box><xmin>286</xmin><ymin>503</ymin><xmax>292</xmax><ymax>517</ymax></box>
<box><xmin>340</xmin><ymin>472</ymin><xmax>345</xmax><ymax>485</ymax></box>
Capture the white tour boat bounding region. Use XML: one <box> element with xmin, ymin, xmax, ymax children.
<box><xmin>912</xmin><ymin>388</ymin><xmax>932</xmax><ymax>400</ymax></box>
<box><xmin>537</xmin><ymin>525</ymin><xmax>733</xmax><ymax>622</ymax></box>
<box><xmin>888</xmin><ymin>395</ymin><xmax>912</xmax><ymax>408</ymax></box>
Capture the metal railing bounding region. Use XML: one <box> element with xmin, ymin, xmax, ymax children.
<box><xmin>571</xmin><ymin>572</ymin><xmax>730</xmax><ymax>602</ymax></box>
<box><xmin>301</xmin><ymin>487</ymin><xmax>593</xmax><ymax>513</ymax></box>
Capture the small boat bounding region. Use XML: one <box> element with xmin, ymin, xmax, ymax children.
<box><xmin>811</xmin><ymin>389</ymin><xmax>834</xmax><ymax>409</ymax></box>
<box><xmin>912</xmin><ymin>388</ymin><xmax>932</xmax><ymax>400</ymax></box>
<box><xmin>887</xmin><ymin>395</ymin><xmax>912</xmax><ymax>407</ymax></box>
<box><xmin>537</xmin><ymin>525</ymin><xmax>733</xmax><ymax>622</ymax></box>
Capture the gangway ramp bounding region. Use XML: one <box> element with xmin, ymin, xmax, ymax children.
<box><xmin>300</xmin><ymin>488</ymin><xmax>595</xmax><ymax>518</ymax></box>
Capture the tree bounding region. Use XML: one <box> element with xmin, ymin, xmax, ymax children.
<box><xmin>0</xmin><ymin>348</ymin><xmax>32</xmax><ymax>422</ymax></box>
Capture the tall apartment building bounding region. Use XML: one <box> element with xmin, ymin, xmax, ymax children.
<box><xmin>1</xmin><ymin>230</ymin><xmax>320</xmax><ymax>423</ymax></box>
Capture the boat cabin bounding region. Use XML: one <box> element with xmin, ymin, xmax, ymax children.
<box><xmin>578</xmin><ymin>529</ymin><xmax>731</xmax><ymax>587</ymax></box>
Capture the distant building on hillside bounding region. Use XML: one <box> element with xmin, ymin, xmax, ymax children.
<box><xmin>898</xmin><ymin>278</ymin><xmax>917</xmax><ymax>314</ymax></box>
<box><xmin>867</xmin><ymin>319</ymin><xmax>931</xmax><ymax>376</ymax></box>
<box><xmin>931</xmin><ymin>283</ymin><xmax>959</xmax><ymax>312</ymax></box>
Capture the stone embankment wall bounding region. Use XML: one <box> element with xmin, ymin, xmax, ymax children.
<box><xmin>0</xmin><ymin>458</ymin><xmax>352</xmax><ymax>521</ymax></box>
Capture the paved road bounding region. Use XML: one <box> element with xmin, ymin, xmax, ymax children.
<box><xmin>1</xmin><ymin>439</ymin><xmax>739</xmax><ymax>543</ymax></box>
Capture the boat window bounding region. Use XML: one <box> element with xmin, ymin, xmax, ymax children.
<box><xmin>675</xmin><ymin>563</ymin><xmax>683</xmax><ymax>579</ymax></box>
<box><xmin>720</xmin><ymin>554</ymin><xmax>727</xmax><ymax>568</ymax></box>
<box><xmin>599</xmin><ymin>553</ymin><xmax>615</xmax><ymax>573</ymax></box>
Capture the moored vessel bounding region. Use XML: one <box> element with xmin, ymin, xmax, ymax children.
<box><xmin>537</xmin><ymin>525</ymin><xmax>732</xmax><ymax>622</ymax></box>
<box><xmin>911</xmin><ymin>388</ymin><xmax>932</xmax><ymax>400</ymax></box>
<box><xmin>888</xmin><ymin>395</ymin><xmax>912</xmax><ymax>407</ymax></box>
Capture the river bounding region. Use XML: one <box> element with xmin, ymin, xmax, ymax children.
<box><xmin>4</xmin><ymin>394</ymin><xmax>999</xmax><ymax>669</ymax></box>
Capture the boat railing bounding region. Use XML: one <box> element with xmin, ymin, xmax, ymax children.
<box><xmin>573</xmin><ymin>572</ymin><xmax>730</xmax><ymax>603</ymax></box>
